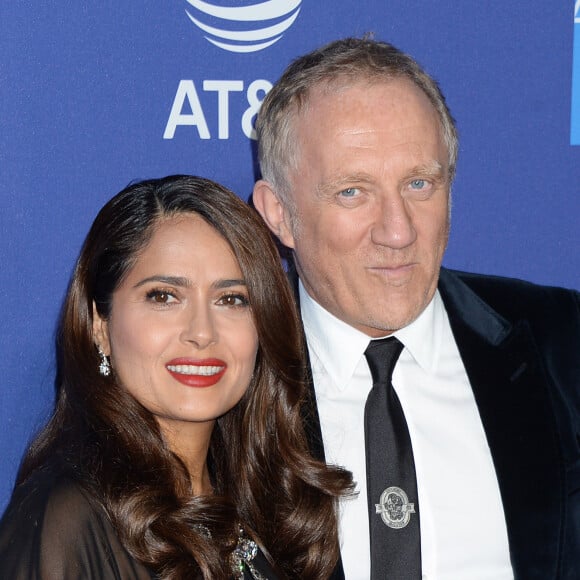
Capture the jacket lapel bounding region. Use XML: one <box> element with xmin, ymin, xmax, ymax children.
<box><xmin>438</xmin><ymin>269</ymin><xmax>563</xmax><ymax>579</ymax></box>
<box><xmin>289</xmin><ymin>264</ymin><xmax>345</xmax><ymax>580</ymax></box>
<box><xmin>287</xmin><ymin>263</ymin><xmax>326</xmax><ymax>463</ymax></box>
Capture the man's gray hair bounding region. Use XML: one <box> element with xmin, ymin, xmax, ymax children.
<box><xmin>255</xmin><ymin>37</ymin><xmax>459</xmax><ymax>205</ymax></box>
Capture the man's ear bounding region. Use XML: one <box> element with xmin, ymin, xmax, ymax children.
<box><xmin>92</xmin><ymin>302</ymin><xmax>110</xmax><ymax>356</ymax></box>
<box><xmin>252</xmin><ymin>179</ymin><xmax>295</xmax><ymax>249</ymax></box>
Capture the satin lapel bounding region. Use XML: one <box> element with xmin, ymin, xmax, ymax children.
<box><xmin>287</xmin><ymin>263</ymin><xmax>327</xmax><ymax>463</ymax></box>
<box><xmin>439</xmin><ymin>269</ymin><xmax>563</xmax><ymax>579</ymax></box>
<box><xmin>288</xmin><ymin>264</ymin><xmax>346</xmax><ymax>580</ymax></box>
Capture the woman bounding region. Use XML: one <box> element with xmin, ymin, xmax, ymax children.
<box><xmin>0</xmin><ymin>175</ymin><xmax>353</xmax><ymax>579</ymax></box>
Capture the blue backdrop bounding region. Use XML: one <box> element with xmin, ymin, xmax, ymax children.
<box><xmin>1</xmin><ymin>1</ymin><xmax>579</xmax><ymax>512</ymax></box>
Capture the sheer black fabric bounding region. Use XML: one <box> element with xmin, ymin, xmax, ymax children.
<box><xmin>0</xmin><ymin>461</ymin><xmax>277</xmax><ymax>579</ymax></box>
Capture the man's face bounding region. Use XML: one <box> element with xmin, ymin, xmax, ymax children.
<box><xmin>280</xmin><ymin>79</ymin><xmax>450</xmax><ymax>337</ymax></box>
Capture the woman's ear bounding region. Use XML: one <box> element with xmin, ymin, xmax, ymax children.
<box><xmin>252</xmin><ymin>180</ymin><xmax>296</xmax><ymax>249</ymax></box>
<box><xmin>92</xmin><ymin>302</ymin><xmax>110</xmax><ymax>355</ymax></box>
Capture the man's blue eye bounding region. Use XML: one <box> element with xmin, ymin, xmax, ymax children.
<box><xmin>340</xmin><ymin>188</ymin><xmax>358</xmax><ymax>197</ymax></box>
<box><xmin>410</xmin><ymin>179</ymin><xmax>426</xmax><ymax>189</ymax></box>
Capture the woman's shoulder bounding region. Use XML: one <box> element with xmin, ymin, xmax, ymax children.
<box><xmin>0</xmin><ymin>460</ymin><xmax>154</xmax><ymax>579</ymax></box>
<box><xmin>7</xmin><ymin>461</ymin><xmax>92</xmax><ymax>513</ymax></box>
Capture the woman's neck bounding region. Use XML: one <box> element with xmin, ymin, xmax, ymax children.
<box><xmin>157</xmin><ymin>418</ymin><xmax>215</xmax><ymax>495</ymax></box>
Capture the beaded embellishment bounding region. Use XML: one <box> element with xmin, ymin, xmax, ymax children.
<box><xmin>230</xmin><ymin>528</ymin><xmax>267</xmax><ymax>580</ymax></box>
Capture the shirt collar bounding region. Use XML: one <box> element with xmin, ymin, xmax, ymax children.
<box><xmin>395</xmin><ymin>290</ymin><xmax>444</xmax><ymax>373</ymax></box>
<box><xmin>299</xmin><ymin>282</ymin><xmax>371</xmax><ymax>390</ymax></box>
<box><xmin>299</xmin><ymin>281</ymin><xmax>445</xmax><ymax>389</ymax></box>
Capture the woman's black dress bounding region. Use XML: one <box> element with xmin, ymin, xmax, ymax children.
<box><xmin>0</xmin><ymin>462</ymin><xmax>277</xmax><ymax>579</ymax></box>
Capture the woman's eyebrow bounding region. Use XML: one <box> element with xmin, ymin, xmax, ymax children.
<box><xmin>133</xmin><ymin>275</ymin><xmax>191</xmax><ymax>289</ymax></box>
<box><xmin>212</xmin><ymin>279</ymin><xmax>247</xmax><ymax>290</ymax></box>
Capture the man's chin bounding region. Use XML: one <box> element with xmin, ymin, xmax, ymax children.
<box><xmin>356</xmin><ymin>301</ymin><xmax>429</xmax><ymax>337</ymax></box>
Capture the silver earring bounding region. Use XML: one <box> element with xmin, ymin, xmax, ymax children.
<box><xmin>98</xmin><ymin>347</ymin><xmax>111</xmax><ymax>377</ymax></box>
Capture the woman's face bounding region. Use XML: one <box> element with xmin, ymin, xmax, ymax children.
<box><xmin>93</xmin><ymin>214</ymin><xmax>259</xmax><ymax>437</ymax></box>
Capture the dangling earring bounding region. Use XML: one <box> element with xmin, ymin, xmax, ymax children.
<box><xmin>98</xmin><ymin>346</ymin><xmax>111</xmax><ymax>377</ymax></box>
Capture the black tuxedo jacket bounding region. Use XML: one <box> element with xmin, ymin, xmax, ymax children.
<box><xmin>294</xmin><ymin>267</ymin><xmax>580</xmax><ymax>580</ymax></box>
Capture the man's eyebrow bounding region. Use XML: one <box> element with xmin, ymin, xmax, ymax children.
<box><xmin>404</xmin><ymin>161</ymin><xmax>445</xmax><ymax>179</ymax></box>
<box><xmin>133</xmin><ymin>275</ymin><xmax>191</xmax><ymax>289</ymax></box>
<box><xmin>316</xmin><ymin>162</ymin><xmax>447</xmax><ymax>195</ymax></box>
<box><xmin>316</xmin><ymin>173</ymin><xmax>374</xmax><ymax>196</ymax></box>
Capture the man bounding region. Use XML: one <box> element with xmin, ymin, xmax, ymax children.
<box><xmin>252</xmin><ymin>38</ymin><xmax>580</xmax><ymax>579</ymax></box>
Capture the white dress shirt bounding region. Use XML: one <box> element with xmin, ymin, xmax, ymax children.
<box><xmin>300</xmin><ymin>283</ymin><xmax>514</xmax><ymax>580</ymax></box>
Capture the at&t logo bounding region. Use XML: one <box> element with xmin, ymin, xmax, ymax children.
<box><xmin>182</xmin><ymin>0</ymin><xmax>302</xmax><ymax>53</ymax></box>
<box><xmin>164</xmin><ymin>79</ymin><xmax>272</xmax><ymax>140</ymax></box>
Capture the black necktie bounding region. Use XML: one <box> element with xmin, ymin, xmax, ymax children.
<box><xmin>364</xmin><ymin>337</ymin><xmax>421</xmax><ymax>578</ymax></box>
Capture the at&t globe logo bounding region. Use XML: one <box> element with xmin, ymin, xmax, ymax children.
<box><xmin>183</xmin><ymin>0</ymin><xmax>302</xmax><ymax>53</ymax></box>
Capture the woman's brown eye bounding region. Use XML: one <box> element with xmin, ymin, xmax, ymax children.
<box><xmin>217</xmin><ymin>293</ymin><xmax>249</xmax><ymax>307</ymax></box>
<box><xmin>146</xmin><ymin>290</ymin><xmax>175</xmax><ymax>304</ymax></box>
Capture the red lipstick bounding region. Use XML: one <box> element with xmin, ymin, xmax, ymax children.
<box><xmin>165</xmin><ymin>358</ymin><xmax>227</xmax><ymax>388</ymax></box>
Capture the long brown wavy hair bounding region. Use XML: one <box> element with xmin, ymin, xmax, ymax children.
<box><xmin>18</xmin><ymin>175</ymin><xmax>353</xmax><ymax>579</ymax></box>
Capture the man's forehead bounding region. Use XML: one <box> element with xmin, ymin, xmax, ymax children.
<box><xmin>291</xmin><ymin>77</ymin><xmax>448</xmax><ymax>165</ymax></box>
<box><xmin>305</xmin><ymin>75</ymin><xmax>423</xmax><ymax>103</ymax></box>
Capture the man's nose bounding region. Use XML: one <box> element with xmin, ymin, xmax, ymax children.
<box><xmin>371</xmin><ymin>193</ymin><xmax>417</xmax><ymax>249</ymax></box>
